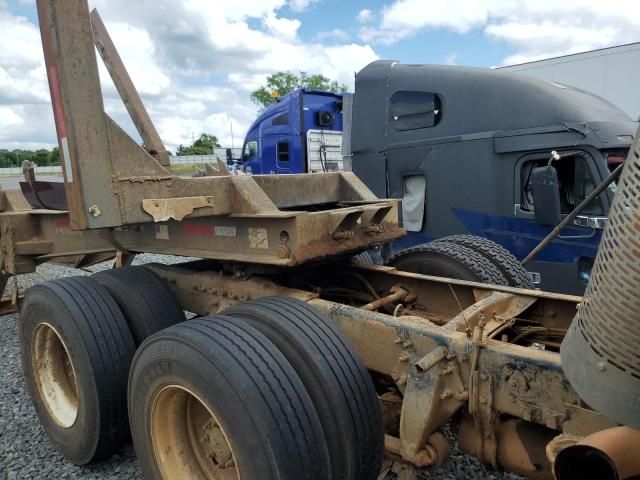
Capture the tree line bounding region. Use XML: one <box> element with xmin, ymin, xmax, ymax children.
<box><xmin>175</xmin><ymin>133</ymin><xmax>220</xmax><ymax>156</ymax></box>
<box><xmin>0</xmin><ymin>148</ymin><xmax>59</xmax><ymax>168</ymax></box>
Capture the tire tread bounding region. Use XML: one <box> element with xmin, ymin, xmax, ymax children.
<box><xmin>435</xmin><ymin>235</ymin><xmax>534</xmax><ymax>288</ymax></box>
<box><xmin>93</xmin><ymin>266</ymin><xmax>185</xmax><ymax>344</ymax></box>
<box><xmin>387</xmin><ymin>241</ymin><xmax>510</xmax><ymax>286</ymax></box>
<box><xmin>225</xmin><ymin>296</ymin><xmax>384</xmax><ymax>480</ymax></box>
<box><xmin>131</xmin><ymin>316</ymin><xmax>330</xmax><ymax>480</ymax></box>
<box><xmin>20</xmin><ymin>277</ymin><xmax>135</xmax><ymax>463</ymax></box>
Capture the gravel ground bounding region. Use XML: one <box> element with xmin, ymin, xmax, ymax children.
<box><xmin>0</xmin><ymin>255</ymin><xmax>524</xmax><ymax>480</ymax></box>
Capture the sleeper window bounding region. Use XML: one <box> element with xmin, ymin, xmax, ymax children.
<box><xmin>390</xmin><ymin>91</ymin><xmax>442</xmax><ymax>131</ymax></box>
<box><xmin>272</xmin><ymin>114</ymin><xmax>289</xmax><ymax>126</ymax></box>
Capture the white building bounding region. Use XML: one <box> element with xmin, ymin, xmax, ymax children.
<box><xmin>500</xmin><ymin>42</ymin><xmax>640</xmax><ymax>121</ymax></box>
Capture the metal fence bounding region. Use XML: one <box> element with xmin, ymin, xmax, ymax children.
<box><xmin>171</xmin><ymin>148</ymin><xmax>242</xmax><ymax>165</ymax></box>
<box><xmin>0</xmin><ymin>149</ymin><xmax>243</xmax><ymax>176</ymax></box>
<box><xmin>0</xmin><ymin>166</ymin><xmax>62</xmax><ymax>176</ymax></box>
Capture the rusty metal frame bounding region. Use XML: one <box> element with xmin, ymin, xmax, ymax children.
<box><xmin>0</xmin><ymin>182</ymin><xmax>403</xmax><ymax>270</ymax></box>
<box><xmin>143</xmin><ymin>261</ymin><xmax>613</xmax><ymax>477</ymax></box>
<box><xmin>32</xmin><ymin>0</ymin><xmax>404</xmax><ymax>265</ymax></box>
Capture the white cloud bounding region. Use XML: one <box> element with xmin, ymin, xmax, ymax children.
<box><xmin>0</xmin><ymin>104</ymin><xmax>55</xmax><ymax>148</ymax></box>
<box><xmin>0</xmin><ymin>10</ymin><xmax>42</xmax><ymax>70</ymax></box>
<box><xmin>264</xmin><ymin>13</ymin><xmax>301</xmax><ymax>40</ymax></box>
<box><xmin>151</xmin><ymin>85</ymin><xmax>255</xmax><ymax>148</ymax></box>
<box><xmin>97</xmin><ymin>22</ymin><xmax>171</xmax><ymax>96</ymax></box>
<box><xmin>320</xmin><ymin>44</ymin><xmax>377</xmax><ymax>88</ymax></box>
<box><xmin>357</xmin><ymin>9</ymin><xmax>374</xmax><ymax>24</ymax></box>
<box><xmin>207</xmin><ymin>0</ymin><xmax>288</xmax><ymax>21</ymax></box>
<box><xmin>361</xmin><ymin>0</ymin><xmax>640</xmax><ymax>63</ymax></box>
<box><xmin>485</xmin><ymin>21</ymin><xmax>621</xmax><ymax>65</ymax></box>
<box><xmin>0</xmin><ymin>106</ymin><xmax>23</xmax><ymax>132</ymax></box>
<box><xmin>444</xmin><ymin>53</ymin><xmax>458</xmax><ymax>65</ymax></box>
<box><xmin>315</xmin><ymin>28</ymin><xmax>350</xmax><ymax>43</ymax></box>
<box><xmin>288</xmin><ymin>0</ymin><xmax>317</xmax><ymax>12</ymax></box>
<box><xmin>0</xmin><ymin>65</ymin><xmax>49</xmax><ymax>105</ymax></box>
<box><xmin>360</xmin><ymin>0</ymin><xmax>489</xmax><ymax>44</ymax></box>
<box><xmin>0</xmin><ymin>7</ymin><xmax>53</xmax><ymax>148</ymax></box>
<box><xmin>0</xmin><ymin>0</ymin><xmax>378</xmax><ymax>151</ymax></box>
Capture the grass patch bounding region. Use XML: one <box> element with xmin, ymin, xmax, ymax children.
<box><xmin>169</xmin><ymin>163</ymin><xmax>206</xmax><ymax>176</ymax></box>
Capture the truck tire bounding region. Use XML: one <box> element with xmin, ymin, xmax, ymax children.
<box><xmin>224</xmin><ymin>296</ymin><xmax>384</xmax><ymax>480</ymax></box>
<box><xmin>93</xmin><ymin>266</ymin><xmax>185</xmax><ymax>345</ymax></box>
<box><xmin>19</xmin><ymin>277</ymin><xmax>135</xmax><ymax>465</ymax></box>
<box><xmin>386</xmin><ymin>242</ymin><xmax>510</xmax><ymax>286</ymax></box>
<box><xmin>129</xmin><ymin>316</ymin><xmax>331</xmax><ymax>480</ymax></box>
<box><xmin>352</xmin><ymin>248</ymin><xmax>384</xmax><ymax>265</ymax></box>
<box><xmin>434</xmin><ymin>235</ymin><xmax>534</xmax><ymax>289</ymax></box>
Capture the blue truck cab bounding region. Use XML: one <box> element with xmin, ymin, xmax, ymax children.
<box><xmin>241</xmin><ymin>89</ymin><xmax>345</xmax><ymax>174</ymax></box>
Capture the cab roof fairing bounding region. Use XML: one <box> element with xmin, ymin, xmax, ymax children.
<box><xmin>351</xmin><ymin>60</ymin><xmax>635</xmax><ymax>153</ymax></box>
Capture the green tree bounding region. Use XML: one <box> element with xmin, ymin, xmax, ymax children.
<box><xmin>49</xmin><ymin>147</ymin><xmax>59</xmax><ymax>165</ymax></box>
<box><xmin>250</xmin><ymin>71</ymin><xmax>349</xmax><ymax>109</ymax></box>
<box><xmin>0</xmin><ymin>146</ymin><xmax>61</xmax><ymax>168</ymax></box>
<box><xmin>176</xmin><ymin>133</ymin><xmax>221</xmax><ymax>156</ymax></box>
<box><xmin>35</xmin><ymin>149</ymin><xmax>50</xmax><ymax>165</ymax></box>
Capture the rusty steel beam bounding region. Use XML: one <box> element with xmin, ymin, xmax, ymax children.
<box><xmin>90</xmin><ymin>9</ymin><xmax>170</xmax><ymax>167</ymax></box>
<box><xmin>37</xmin><ymin>0</ymin><xmax>121</xmax><ymax>229</ymax></box>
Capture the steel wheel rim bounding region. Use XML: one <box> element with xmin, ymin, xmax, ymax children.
<box><xmin>31</xmin><ymin>323</ymin><xmax>79</xmax><ymax>428</ymax></box>
<box><xmin>151</xmin><ymin>385</ymin><xmax>240</xmax><ymax>480</ymax></box>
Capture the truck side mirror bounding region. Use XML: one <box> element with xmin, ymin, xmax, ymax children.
<box><xmin>531</xmin><ymin>166</ymin><xmax>562</xmax><ymax>226</ymax></box>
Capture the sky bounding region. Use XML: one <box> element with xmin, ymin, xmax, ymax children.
<box><xmin>1</xmin><ymin>0</ymin><xmax>640</xmax><ymax>152</ymax></box>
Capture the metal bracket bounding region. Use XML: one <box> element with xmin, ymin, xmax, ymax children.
<box><xmin>142</xmin><ymin>196</ymin><xmax>215</xmax><ymax>222</ymax></box>
<box><xmin>467</xmin><ymin>314</ymin><xmax>499</xmax><ymax>468</ymax></box>
<box><xmin>398</xmin><ymin>344</ymin><xmax>465</xmax><ymax>467</ymax></box>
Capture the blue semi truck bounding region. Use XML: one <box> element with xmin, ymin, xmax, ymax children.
<box><xmin>241</xmin><ymin>64</ymin><xmax>636</xmax><ymax>295</ymax></box>
<box><xmin>241</xmin><ymin>89</ymin><xmax>346</xmax><ymax>174</ymax></box>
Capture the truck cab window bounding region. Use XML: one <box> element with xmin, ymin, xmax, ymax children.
<box><xmin>243</xmin><ymin>141</ymin><xmax>257</xmax><ymax>159</ymax></box>
<box><xmin>272</xmin><ymin>114</ymin><xmax>289</xmax><ymax>126</ymax></box>
<box><xmin>521</xmin><ymin>155</ymin><xmax>603</xmax><ymax>215</ymax></box>
<box><xmin>402</xmin><ymin>175</ymin><xmax>427</xmax><ymax>232</ymax></box>
<box><xmin>277</xmin><ymin>141</ymin><xmax>290</xmax><ymax>163</ymax></box>
<box><xmin>390</xmin><ymin>91</ymin><xmax>442</xmax><ymax>131</ymax></box>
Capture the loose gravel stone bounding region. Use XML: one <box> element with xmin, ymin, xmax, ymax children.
<box><xmin>1</xmin><ymin>254</ymin><xmax>524</xmax><ymax>479</ymax></box>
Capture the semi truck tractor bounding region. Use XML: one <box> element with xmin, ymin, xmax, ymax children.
<box><xmin>243</xmin><ymin>62</ymin><xmax>636</xmax><ymax>294</ymax></box>
<box><xmin>241</xmin><ymin>89</ymin><xmax>346</xmax><ymax>174</ymax></box>
<box><xmin>350</xmin><ymin>61</ymin><xmax>637</xmax><ymax>295</ymax></box>
<box><xmin>4</xmin><ymin>2</ymin><xmax>638</xmax><ymax>479</ymax></box>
